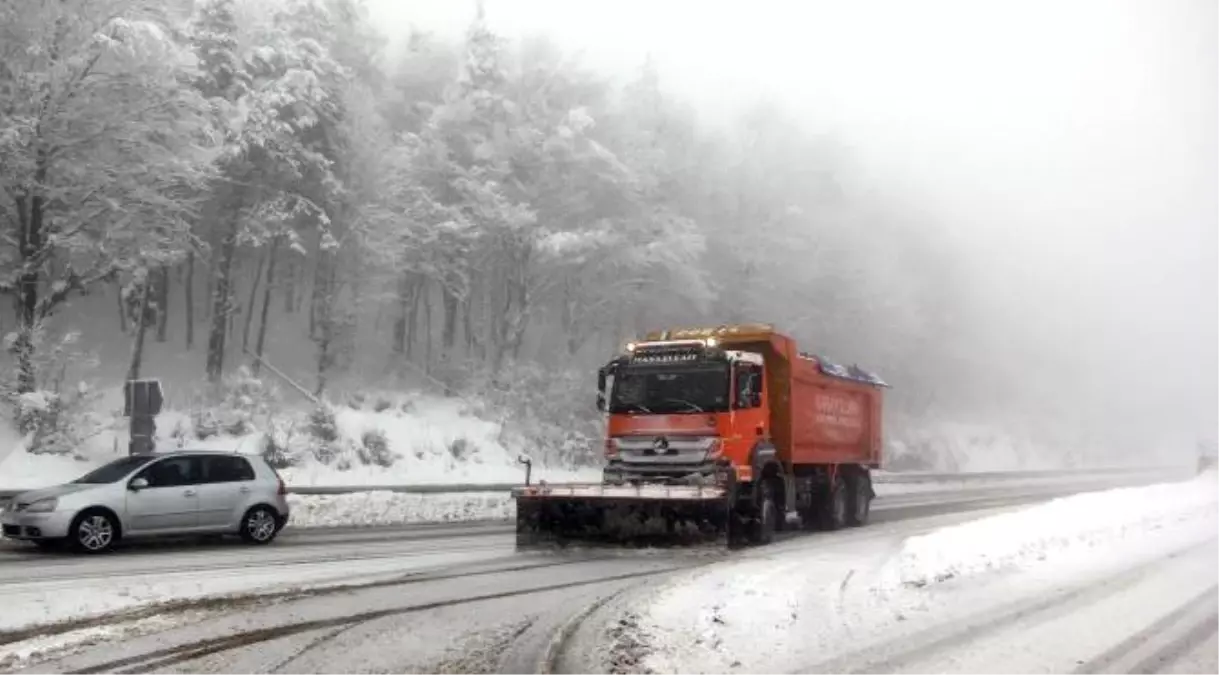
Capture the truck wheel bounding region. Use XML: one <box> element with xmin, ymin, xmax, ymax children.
<box><xmin>818</xmin><ymin>475</ymin><xmax>847</xmax><ymax>531</ymax></box>
<box><xmin>749</xmin><ymin>480</ymin><xmax>777</xmax><ymax>545</ymax></box>
<box><xmin>846</xmin><ymin>471</ymin><xmax>872</xmax><ymax>527</ymax></box>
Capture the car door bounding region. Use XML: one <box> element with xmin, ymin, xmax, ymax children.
<box><xmin>195</xmin><ymin>455</ymin><xmax>257</xmax><ymax>530</ymax></box>
<box><xmin>125</xmin><ymin>456</ymin><xmax>202</xmax><ymax>533</ymax></box>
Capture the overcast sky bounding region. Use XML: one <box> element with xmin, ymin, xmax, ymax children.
<box><xmin>367</xmin><ymin>0</ymin><xmax>1217</xmax><ymax>446</ymax></box>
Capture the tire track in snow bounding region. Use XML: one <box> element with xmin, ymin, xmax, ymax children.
<box><xmin>808</xmin><ymin>539</ymin><xmax>1216</xmax><ymax>674</ymax></box>
<box><xmin>66</xmin><ymin>565</ymin><xmax>697</xmax><ymax>674</ymax></box>
<box><xmin>0</xmin><ymin>553</ymin><xmax>606</xmax><ymax>648</ymax></box>
<box><xmin>1075</xmin><ymin>584</ymin><xmax>1218</xmax><ymax>674</ymax></box>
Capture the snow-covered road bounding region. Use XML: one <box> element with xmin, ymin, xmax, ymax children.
<box><xmin>0</xmin><ymin>470</ymin><xmax>1196</xmax><ymax>673</ymax></box>
<box><xmin>569</xmin><ymin>471</ymin><xmax>1218</xmax><ymax>674</ymax></box>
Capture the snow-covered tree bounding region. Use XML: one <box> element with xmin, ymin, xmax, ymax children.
<box><xmin>190</xmin><ymin>0</ymin><xmax>347</xmax><ymax>383</ymax></box>
<box><xmin>0</xmin><ymin>0</ymin><xmax>217</xmax><ymax>394</ymax></box>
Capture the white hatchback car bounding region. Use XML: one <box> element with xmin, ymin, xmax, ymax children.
<box><xmin>1</xmin><ymin>451</ymin><xmax>292</xmax><ymax>553</ymax></box>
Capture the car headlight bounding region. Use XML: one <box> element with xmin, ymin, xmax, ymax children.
<box><xmin>25</xmin><ymin>498</ymin><xmax>58</xmax><ymax>513</ymax></box>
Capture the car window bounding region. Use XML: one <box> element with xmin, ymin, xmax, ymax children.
<box><xmin>74</xmin><ymin>456</ymin><xmax>156</xmax><ymax>484</ymax></box>
<box><xmin>204</xmin><ymin>455</ymin><xmax>256</xmax><ymax>483</ymax></box>
<box><xmin>136</xmin><ymin>457</ymin><xmax>201</xmax><ymax>488</ymax></box>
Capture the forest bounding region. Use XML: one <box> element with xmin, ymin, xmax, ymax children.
<box><xmin>0</xmin><ymin>0</ymin><xmax>1054</xmax><ymax>467</ymax></box>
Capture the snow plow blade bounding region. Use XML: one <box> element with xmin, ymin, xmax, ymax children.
<box><xmin>513</xmin><ymin>483</ymin><xmax>732</xmax><ymax>548</ymax></box>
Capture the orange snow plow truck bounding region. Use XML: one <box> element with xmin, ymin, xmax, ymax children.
<box><xmin>513</xmin><ymin>323</ymin><xmax>889</xmax><ymax>547</ymax></box>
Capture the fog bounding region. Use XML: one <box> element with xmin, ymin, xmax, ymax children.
<box><xmin>1</xmin><ymin>0</ymin><xmax>1211</xmax><ymax>471</ymax></box>
<box><xmin>370</xmin><ymin>0</ymin><xmax>1217</xmax><ymax>455</ymax></box>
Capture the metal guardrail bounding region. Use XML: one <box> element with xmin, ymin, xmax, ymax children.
<box><xmin>0</xmin><ymin>466</ymin><xmax>1171</xmax><ymax>502</ymax></box>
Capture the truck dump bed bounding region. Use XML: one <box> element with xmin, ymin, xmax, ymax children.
<box><xmin>786</xmin><ymin>351</ymin><xmax>885</xmax><ymax>467</ymax></box>
<box><xmin>655</xmin><ymin>327</ymin><xmax>887</xmax><ymax>469</ymax></box>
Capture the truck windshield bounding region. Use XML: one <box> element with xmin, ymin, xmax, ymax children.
<box><xmin>609</xmin><ymin>364</ymin><xmax>730</xmax><ymax>414</ymax></box>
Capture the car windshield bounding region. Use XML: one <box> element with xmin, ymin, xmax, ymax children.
<box><xmin>72</xmin><ymin>455</ymin><xmax>155</xmax><ymax>484</ymax></box>
<box><xmin>609</xmin><ymin>364</ymin><xmax>730</xmax><ymax>414</ymax></box>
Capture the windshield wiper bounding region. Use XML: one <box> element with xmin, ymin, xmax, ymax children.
<box><xmin>664</xmin><ymin>398</ymin><xmax>705</xmax><ymax>413</ymax></box>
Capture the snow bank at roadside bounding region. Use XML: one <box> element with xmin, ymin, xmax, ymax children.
<box><xmin>286</xmin><ymin>491</ymin><xmax>512</xmax><ymax>528</ymax></box>
<box><xmin>880</xmin><ymin>469</ymin><xmax>1219</xmax><ymax>588</ymax></box>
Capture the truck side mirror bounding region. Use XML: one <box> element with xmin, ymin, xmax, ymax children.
<box><xmin>596</xmin><ymin>393</ymin><xmax>606</xmax><ymax>412</ymax></box>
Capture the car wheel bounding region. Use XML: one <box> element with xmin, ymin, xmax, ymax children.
<box><xmin>71</xmin><ymin>510</ymin><xmax>118</xmax><ymax>553</ymax></box>
<box><xmin>240</xmin><ymin>506</ymin><xmax>280</xmax><ymax>545</ymax></box>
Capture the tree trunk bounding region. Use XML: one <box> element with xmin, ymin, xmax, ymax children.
<box><xmin>204</xmin><ymin>254</ymin><xmax>214</xmax><ymax>322</ymax></box>
<box><xmin>406</xmin><ymin>276</ymin><xmax>422</xmax><ymax>360</ymax></box>
<box><xmin>561</xmin><ymin>278</ymin><xmax>580</xmax><ymax>356</ymax></box>
<box><xmin>294</xmin><ymin>261</ymin><xmax>305</xmax><ymax>313</ymax></box>
<box><xmin>463</xmin><ymin>269</ymin><xmax>482</xmax><ymax>360</ymax></box>
<box><xmin>392</xmin><ymin>273</ymin><xmax>410</xmax><ymax>354</ymax></box>
<box><xmin>127</xmin><ymin>273</ymin><xmax>152</xmax><ymax>381</ymax></box>
<box><xmin>496</xmin><ymin>243</ymin><xmax>531</xmax><ymax>367</ymax></box>
<box><xmin>422</xmin><ymin>282</ymin><xmax>433</xmax><ymax>374</ymax></box>
<box><xmin>441</xmin><ymin>287</ymin><xmax>459</xmax><ymax>350</ymax></box>
<box><xmin>462</xmin><ymin>297</ymin><xmax>479</xmax><ymax>360</ymax></box>
<box><xmin>154</xmin><ymin>265</ymin><xmax>169</xmax><ymax>342</ymax></box>
<box><xmin>253</xmin><ymin>238</ymin><xmax>280</xmax><ymax>376</ymax></box>
<box><xmin>242</xmin><ymin>247</ymin><xmax>267</xmax><ymax>352</ymax></box>
<box><xmin>283</xmin><ymin>259</ymin><xmax>295</xmax><ymax>314</ymax></box>
<box><xmin>13</xmin><ymin>155</ymin><xmax>48</xmax><ymax>394</ymax></box>
<box><xmin>205</xmin><ymin>207</ymin><xmax>240</xmax><ymax>382</ymax></box>
<box><xmin>312</xmin><ymin>251</ymin><xmax>337</xmax><ymax>397</ymax></box>
<box><xmin>184</xmin><ymin>251</ymin><xmax>195</xmax><ymax>349</ymax></box>
<box><xmin>227</xmin><ymin>257</ymin><xmax>240</xmax><ymax>342</ymax></box>
<box><xmin>116</xmin><ymin>279</ymin><xmax>128</xmax><ymax>335</ymax></box>
<box><xmin>308</xmin><ymin>253</ymin><xmax>321</xmax><ymax>339</ymax></box>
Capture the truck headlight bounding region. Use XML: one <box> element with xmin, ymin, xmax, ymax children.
<box><xmin>25</xmin><ymin>498</ymin><xmax>57</xmax><ymax>513</ymax></box>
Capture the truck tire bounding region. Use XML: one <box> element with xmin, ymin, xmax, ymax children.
<box><xmin>818</xmin><ymin>474</ymin><xmax>847</xmax><ymax>531</ymax></box>
<box><xmin>846</xmin><ymin>470</ymin><xmax>872</xmax><ymax>527</ymax></box>
<box><xmin>749</xmin><ymin>479</ymin><xmax>777</xmax><ymax>545</ymax></box>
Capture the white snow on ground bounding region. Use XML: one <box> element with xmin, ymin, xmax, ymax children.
<box><xmin>275</xmin><ymin>400</ymin><xmax>598</xmax><ymax>486</ymax></box>
<box><xmin>0</xmin><ymin>615</ymin><xmax>183</xmax><ymax>669</ymax></box>
<box><xmin>0</xmin><ymin>395</ymin><xmax>599</xmax><ymax>491</ymax></box>
<box><xmin>0</xmin><ymin>443</ymin><xmax>113</xmax><ymax>489</ymax></box>
<box><xmin>631</xmin><ymin>471</ymin><xmax>1219</xmax><ymax>674</ymax></box>
<box><xmin>880</xmin><ymin>471</ymin><xmax>1219</xmax><ymax>589</ymax></box>
<box><xmin>286</xmin><ymin>491</ymin><xmax>512</xmax><ymax>528</ymax></box>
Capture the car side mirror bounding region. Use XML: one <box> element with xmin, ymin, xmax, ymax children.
<box><xmin>128</xmin><ymin>477</ymin><xmax>149</xmax><ymax>491</ymax></box>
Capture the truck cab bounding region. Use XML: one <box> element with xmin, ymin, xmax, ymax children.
<box><xmin>596</xmin><ymin>334</ymin><xmax>769</xmax><ymax>487</ymax></box>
